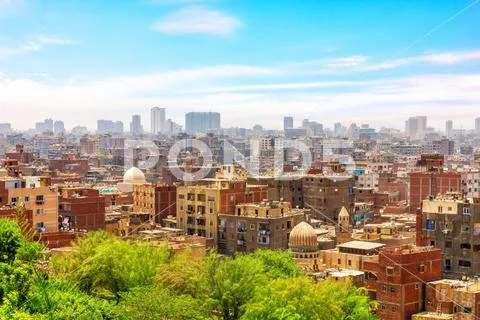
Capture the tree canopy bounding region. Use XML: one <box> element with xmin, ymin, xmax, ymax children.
<box><xmin>0</xmin><ymin>220</ymin><xmax>377</xmax><ymax>320</ymax></box>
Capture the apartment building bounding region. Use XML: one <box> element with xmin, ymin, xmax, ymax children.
<box><xmin>302</xmin><ymin>174</ymin><xmax>355</xmax><ymax>221</ymax></box>
<box><xmin>133</xmin><ymin>184</ymin><xmax>176</xmax><ymax>224</ymax></box>
<box><xmin>6</xmin><ymin>178</ymin><xmax>58</xmax><ymax>233</ymax></box>
<box><xmin>363</xmin><ymin>245</ymin><xmax>442</xmax><ymax>320</ymax></box>
<box><xmin>218</xmin><ymin>200</ymin><xmax>306</xmax><ymax>255</ymax></box>
<box><xmin>58</xmin><ymin>186</ymin><xmax>105</xmax><ymax>231</ymax></box>
<box><xmin>418</xmin><ymin>194</ymin><xmax>480</xmax><ymax>279</ymax></box>
<box><xmin>176</xmin><ymin>179</ymin><xmax>268</xmax><ymax>241</ymax></box>
<box><xmin>409</xmin><ymin>171</ymin><xmax>461</xmax><ymax>213</ymax></box>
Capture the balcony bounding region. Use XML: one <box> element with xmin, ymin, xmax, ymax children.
<box><xmin>258</xmin><ymin>229</ymin><xmax>271</xmax><ymax>235</ymax></box>
<box><xmin>36</xmin><ymin>200</ymin><xmax>45</xmax><ymax>205</ymax></box>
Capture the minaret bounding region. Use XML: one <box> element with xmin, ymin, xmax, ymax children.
<box><xmin>336</xmin><ymin>206</ymin><xmax>352</xmax><ymax>244</ymax></box>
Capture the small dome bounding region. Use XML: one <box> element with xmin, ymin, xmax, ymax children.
<box><xmin>289</xmin><ymin>221</ymin><xmax>318</xmax><ymax>252</ymax></box>
<box><xmin>123</xmin><ymin>167</ymin><xmax>146</xmax><ymax>184</ymax></box>
<box><xmin>339</xmin><ymin>206</ymin><xmax>349</xmax><ymax>217</ymax></box>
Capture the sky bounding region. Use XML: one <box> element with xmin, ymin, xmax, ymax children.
<box><xmin>0</xmin><ymin>0</ymin><xmax>480</xmax><ymax>132</ymax></box>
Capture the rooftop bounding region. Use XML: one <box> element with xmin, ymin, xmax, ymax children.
<box><xmin>337</xmin><ymin>241</ymin><xmax>385</xmax><ymax>251</ymax></box>
<box><xmin>411</xmin><ymin>312</ymin><xmax>453</xmax><ymax>319</ymax></box>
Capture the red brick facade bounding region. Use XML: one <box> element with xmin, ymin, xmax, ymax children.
<box><xmin>364</xmin><ymin>245</ymin><xmax>441</xmax><ymax>320</ymax></box>
<box><xmin>408</xmin><ymin>172</ymin><xmax>461</xmax><ymax>213</ymax></box>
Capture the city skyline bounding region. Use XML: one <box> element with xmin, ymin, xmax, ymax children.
<box><xmin>1</xmin><ymin>0</ymin><xmax>480</xmax><ymax>130</ymax></box>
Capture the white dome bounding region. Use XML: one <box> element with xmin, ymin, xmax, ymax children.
<box><xmin>123</xmin><ymin>167</ymin><xmax>146</xmax><ymax>184</ymax></box>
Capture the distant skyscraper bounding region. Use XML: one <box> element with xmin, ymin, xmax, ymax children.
<box><xmin>185</xmin><ymin>112</ymin><xmax>221</xmax><ymax>134</ymax></box>
<box><xmin>97</xmin><ymin>120</ymin><xmax>114</xmax><ymax>134</ymax></box>
<box><xmin>44</xmin><ymin>118</ymin><xmax>54</xmax><ymax>132</ymax></box>
<box><xmin>283</xmin><ymin>116</ymin><xmax>293</xmax><ymax>130</ymax></box>
<box><xmin>54</xmin><ymin>121</ymin><xmax>65</xmax><ymax>135</ymax></box>
<box><xmin>114</xmin><ymin>121</ymin><xmax>124</xmax><ymax>134</ymax></box>
<box><xmin>476</xmin><ymin>117</ymin><xmax>480</xmax><ymax>136</ymax></box>
<box><xmin>0</xmin><ymin>123</ymin><xmax>12</xmax><ymax>134</ymax></box>
<box><xmin>445</xmin><ymin>120</ymin><xmax>453</xmax><ymax>138</ymax></box>
<box><xmin>130</xmin><ymin>115</ymin><xmax>143</xmax><ymax>135</ymax></box>
<box><xmin>334</xmin><ymin>122</ymin><xmax>345</xmax><ymax>136</ymax></box>
<box><xmin>405</xmin><ymin>116</ymin><xmax>427</xmax><ymax>139</ymax></box>
<box><xmin>252</xmin><ymin>124</ymin><xmax>263</xmax><ymax>136</ymax></box>
<box><xmin>151</xmin><ymin>107</ymin><xmax>166</xmax><ymax>134</ymax></box>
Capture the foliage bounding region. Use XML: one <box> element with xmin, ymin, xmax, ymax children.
<box><xmin>26</xmin><ymin>279</ymin><xmax>117</xmax><ymax>320</ymax></box>
<box><xmin>0</xmin><ymin>219</ymin><xmax>23</xmax><ymax>264</ymax></box>
<box><xmin>116</xmin><ymin>285</ymin><xmax>211</xmax><ymax>320</ymax></box>
<box><xmin>51</xmin><ymin>232</ymin><xmax>170</xmax><ymax>302</ymax></box>
<box><xmin>0</xmin><ymin>225</ymin><xmax>377</xmax><ymax>320</ymax></box>
<box><xmin>241</xmin><ymin>277</ymin><xmax>377</xmax><ymax>320</ymax></box>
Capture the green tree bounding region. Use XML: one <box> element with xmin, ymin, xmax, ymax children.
<box><xmin>117</xmin><ymin>285</ymin><xmax>211</xmax><ymax>320</ymax></box>
<box><xmin>0</xmin><ymin>219</ymin><xmax>23</xmax><ymax>264</ymax></box>
<box><xmin>204</xmin><ymin>254</ymin><xmax>265</xmax><ymax>320</ymax></box>
<box><xmin>248</xmin><ymin>250</ymin><xmax>302</xmax><ymax>279</ymax></box>
<box><xmin>242</xmin><ymin>277</ymin><xmax>377</xmax><ymax>320</ymax></box>
<box><xmin>26</xmin><ymin>279</ymin><xmax>117</xmax><ymax>320</ymax></box>
<box><xmin>51</xmin><ymin>232</ymin><xmax>170</xmax><ymax>302</ymax></box>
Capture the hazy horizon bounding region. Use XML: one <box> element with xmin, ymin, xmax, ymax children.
<box><xmin>1</xmin><ymin>0</ymin><xmax>479</xmax><ymax>131</ymax></box>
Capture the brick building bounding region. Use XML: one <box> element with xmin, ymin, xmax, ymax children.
<box><xmin>363</xmin><ymin>245</ymin><xmax>442</xmax><ymax>320</ymax></box>
<box><xmin>302</xmin><ymin>174</ymin><xmax>355</xmax><ymax>221</ymax></box>
<box><xmin>48</xmin><ymin>154</ymin><xmax>89</xmax><ymax>176</ymax></box>
<box><xmin>409</xmin><ymin>172</ymin><xmax>461</xmax><ymax>213</ymax></box>
<box><xmin>133</xmin><ymin>184</ymin><xmax>176</xmax><ymax>224</ymax></box>
<box><xmin>218</xmin><ymin>200</ymin><xmax>306</xmax><ymax>255</ymax></box>
<box><xmin>58</xmin><ymin>187</ymin><xmax>105</xmax><ymax>231</ymax></box>
<box><xmin>5</xmin><ymin>144</ymin><xmax>34</xmax><ymax>164</ymax></box>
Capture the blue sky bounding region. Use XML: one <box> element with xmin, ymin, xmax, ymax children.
<box><xmin>1</xmin><ymin>0</ymin><xmax>480</xmax><ymax>131</ymax></box>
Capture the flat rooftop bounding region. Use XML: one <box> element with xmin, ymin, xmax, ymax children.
<box><xmin>411</xmin><ymin>312</ymin><xmax>453</xmax><ymax>319</ymax></box>
<box><xmin>337</xmin><ymin>241</ymin><xmax>385</xmax><ymax>251</ymax></box>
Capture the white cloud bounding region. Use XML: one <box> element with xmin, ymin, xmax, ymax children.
<box><xmin>2</xmin><ymin>49</ymin><xmax>480</xmax><ymax>130</ymax></box>
<box><xmin>33</xmin><ymin>35</ymin><xmax>74</xmax><ymax>45</ymax></box>
<box><xmin>0</xmin><ymin>35</ymin><xmax>74</xmax><ymax>57</ymax></box>
<box><xmin>285</xmin><ymin>50</ymin><xmax>480</xmax><ymax>75</ymax></box>
<box><xmin>152</xmin><ymin>6</ymin><xmax>240</xmax><ymax>36</ymax></box>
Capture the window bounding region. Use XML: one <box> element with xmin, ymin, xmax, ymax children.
<box><xmin>459</xmin><ymin>260</ymin><xmax>471</xmax><ymax>267</ymax></box>
<box><xmin>11</xmin><ymin>197</ymin><xmax>18</xmax><ymax>204</ymax></box>
<box><xmin>36</xmin><ymin>209</ymin><xmax>44</xmax><ymax>215</ymax></box>
<box><xmin>337</xmin><ymin>258</ymin><xmax>341</xmax><ymax>265</ymax></box>
<box><xmin>36</xmin><ymin>222</ymin><xmax>45</xmax><ymax>232</ymax></box>
<box><xmin>35</xmin><ymin>195</ymin><xmax>44</xmax><ymax>204</ymax></box>
<box><xmin>381</xmin><ymin>285</ymin><xmax>387</xmax><ymax>292</ymax></box>
<box><xmin>390</xmin><ymin>286</ymin><xmax>396</xmax><ymax>293</ymax></box>
<box><xmin>418</xmin><ymin>264</ymin><xmax>425</xmax><ymax>273</ymax></box>
<box><xmin>463</xmin><ymin>207</ymin><xmax>471</xmax><ymax>215</ymax></box>
<box><xmin>462</xmin><ymin>225</ymin><xmax>470</xmax><ymax>233</ymax></box>
<box><xmin>348</xmin><ymin>260</ymin><xmax>352</xmax><ymax>266</ymax></box>
<box><xmin>24</xmin><ymin>196</ymin><xmax>29</xmax><ymax>202</ymax></box>
<box><xmin>386</xmin><ymin>266</ymin><xmax>394</xmax><ymax>275</ymax></box>
<box><xmin>461</xmin><ymin>243</ymin><xmax>471</xmax><ymax>250</ymax></box>
<box><xmin>426</xmin><ymin>220</ymin><xmax>435</xmax><ymax>231</ymax></box>
<box><xmin>391</xmin><ymin>306</ymin><xmax>397</xmax><ymax>312</ymax></box>
<box><xmin>445</xmin><ymin>241</ymin><xmax>452</xmax><ymax>248</ymax></box>
<box><xmin>415</xmin><ymin>283</ymin><xmax>420</xmax><ymax>290</ymax></box>
<box><xmin>250</xmin><ymin>224</ymin><xmax>255</xmax><ymax>230</ymax></box>
<box><xmin>445</xmin><ymin>259</ymin><xmax>451</xmax><ymax>271</ymax></box>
